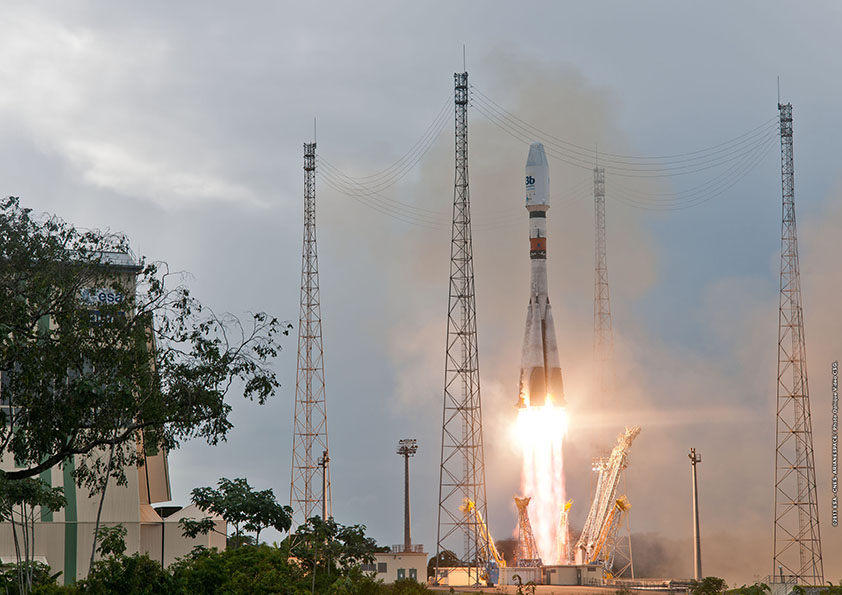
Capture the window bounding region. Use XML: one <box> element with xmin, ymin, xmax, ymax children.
<box><xmin>377</xmin><ymin>562</ymin><xmax>387</xmax><ymax>573</ymax></box>
<box><xmin>360</xmin><ymin>563</ymin><xmax>376</xmax><ymax>572</ymax></box>
<box><xmin>397</xmin><ymin>569</ymin><xmax>405</xmax><ymax>580</ymax></box>
<box><xmin>409</xmin><ymin>568</ymin><xmax>417</xmax><ymax>581</ymax></box>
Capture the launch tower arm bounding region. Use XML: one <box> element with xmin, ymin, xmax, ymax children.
<box><xmin>460</xmin><ymin>499</ymin><xmax>506</xmax><ymax>568</ymax></box>
<box><xmin>575</xmin><ymin>426</ymin><xmax>640</xmax><ymax>565</ymax></box>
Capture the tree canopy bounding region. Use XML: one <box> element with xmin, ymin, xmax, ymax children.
<box><xmin>0</xmin><ymin>196</ymin><xmax>288</xmax><ymax>487</ymax></box>
<box><xmin>284</xmin><ymin>517</ymin><xmax>389</xmax><ymax>575</ymax></box>
<box><xmin>179</xmin><ymin>477</ymin><xmax>292</xmax><ymax>545</ymax></box>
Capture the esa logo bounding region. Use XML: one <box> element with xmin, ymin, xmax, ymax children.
<box><xmin>80</xmin><ymin>288</ymin><xmax>125</xmax><ymax>306</ymax></box>
<box><xmin>525</xmin><ymin>175</ymin><xmax>535</xmax><ymax>186</ymax></box>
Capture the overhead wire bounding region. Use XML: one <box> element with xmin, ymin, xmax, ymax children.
<box><xmin>470</xmin><ymin>84</ymin><xmax>778</xmax><ymax>165</ymax></box>
<box><xmin>470</xmin><ymin>94</ymin><xmax>777</xmax><ymax>178</ymax></box>
<box><xmin>609</xmin><ymin>135</ymin><xmax>778</xmax><ymax>210</ymax></box>
<box><xmin>610</xmin><ymin>131</ymin><xmax>777</xmax><ymax>200</ymax></box>
<box><xmin>317</xmin><ymin>83</ymin><xmax>780</xmax><ymax>221</ymax></box>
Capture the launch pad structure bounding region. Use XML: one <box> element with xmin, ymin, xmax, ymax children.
<box><xmin>576</xmin><ymin>426</ymin><xmax>640</xmax><ymax>576</ymax></box>
<box><xmin>514</xmin><ymin>497</ymin><xmax>542</xmax><ymax>568</ymax></box>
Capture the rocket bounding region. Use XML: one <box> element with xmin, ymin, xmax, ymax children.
<box><xmin>516</xmin><ymin>142</ymin><xmax>565</xmax><ymax>409</ymax></box>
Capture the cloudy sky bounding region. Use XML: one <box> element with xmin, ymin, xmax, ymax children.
<box><xmin>2</xmin><ymin>1</ymin><xmax>841</xmax><ymax>584</ymax></box>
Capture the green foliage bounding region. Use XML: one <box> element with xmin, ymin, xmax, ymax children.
<box><xmin>75</xmin><ymin>553</ymin><xmax>174</xmax><ymax>594</ymax></box>
<box><xmin>0</xmin><ymin>477</ymin><xmax>67</xmax><ymax>594</ymax></box>
<box><xmin>0</xmin><ymin>477</ymin><xmax>66</xmax><ymax>520</ymax></box>
<box><xmin>819</xmin><ymin>583</ymin><xmax>842</xmax><ymax>595</ymax></box>
<box><xmin>378</xmin><ymin>578</ymin><xmax>432</xmax><ymax>594</ymax></box>
<box><xmin>284</xmin><ymin>516</ymin><xmax>388</xmax><ymax>576</ymax></box>
<box><xmin>326</xmin><ymin>566</ymin><xmax>381</xmax><ymax>595</ymax></box>
<box><xmin>0</xmin><ymin>196</ymin><xmax>289</xmax><ymax>489</ymax></box>
<box><xmin>170</xmin><ymin>545</ymin><xmax>307</xmax><ymax>594</ymax></box>
<box><xmin>725</xmin><ymin>583</ymin><xmax>771</xmax><ymax>595</ymax></box>
<box><xmin>227</xmin><ymin>534</ymin><xmax>257</xmax><ymax>549</ymax></box>
<box><xmin>179</xmin><ymin>477</ymin><xmax>291</xmax><ymax>546</ymax></box>
<box><xmin>690</xmin><ymin>577</ymin><xmax>728</xmax><ymax>595</ymax></box>
<box><xmin>13</xmin><ymin>521</ymin><xmax>395</xmax><ymax>594</ymax></box>
<box><xmin>426</xmin><ymin>549</ymin><xmax>461</xmax><ymax>577</ymax></box>
<box><xmin>512</xmin><ymin>573</ymin><xmax>537</xmax><ymax>595</ymax></box>
<box><xmin>94</xmin><ymin>525</ymin><xmax>127</xmax><ymax>558</ymax></box>
<box><xmin>0</xmin><ymin>561</ymin><xmax>61</xmax><ymax>594</ymax></box>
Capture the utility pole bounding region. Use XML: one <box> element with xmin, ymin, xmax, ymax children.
<box><xmin>397</xmin><ymin>439</ymin><xmax>418</xmax><ymax>551</ymax></box>
<box><xmin>689</xmin><ymin>448</ymin><xmax>702</xmax><ymax>580</ymax></box>
<box><xmin>319</xmin><ymin>450</ymin><xmax>330</xmax><ymax>520</ymax></box>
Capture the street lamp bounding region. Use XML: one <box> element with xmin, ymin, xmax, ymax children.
<box><xmin>397</xmin><ymin>439</ymin><xmax>418</xmax><ymax>552</ymax></box>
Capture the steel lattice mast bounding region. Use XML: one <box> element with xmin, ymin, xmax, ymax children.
<box><xmin>592</xmin><ymin>167</ymin><xmax>634</xmax><ymax>578</ymax></box>
<box><xmin>435</xmin><ymin>71</ymin><xmax>489</xmax><ymax>584</ymax></box>
<box><xmin>290</xmin><ymin>141</ymin><xmax>331</xmax><ymax>528</ymax></box>
<box><xmin>772</xmin><ymin>103</ymin><xmax>823</xmax><ymax>585</ymax></box>
<box><xmin>593</xmin><ymin>166</ymin><xmax>614</xmax><ymax>394</ymax></box>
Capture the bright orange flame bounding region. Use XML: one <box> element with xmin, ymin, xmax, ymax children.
<box><xmin>516</xmin><ymin>397</ymin><xmax>568</xmax><ymax>563</ymax></box>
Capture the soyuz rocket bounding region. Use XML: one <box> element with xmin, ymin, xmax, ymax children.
<box><xmin>516</xmin><ymin>142</ymin><xmax>565</xmax><ymax>409</ymax></box>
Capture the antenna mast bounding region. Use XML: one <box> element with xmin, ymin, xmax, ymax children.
<box><xmin>290</xmin><ymin>142</ymin><xmax>332</xmax><ymax>528</ymax></box>
<box><xmin>772</xmin><ymin>102</ymin><xmax>823</xmax><ymax>584</ymax></box>
<box><xmin>435</xmin><ymin>71</ymin><xmax>489</xmax><ymax>586</ymax></box>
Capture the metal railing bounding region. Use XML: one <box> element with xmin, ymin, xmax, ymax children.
<box><xmin>391</xmin><ymin>544</ymin><xmax>424</xmax><ymax>553</ymax></box>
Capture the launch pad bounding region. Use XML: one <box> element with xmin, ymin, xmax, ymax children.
<box><xmin>445</xmin><ymin>142</ymin><xmax>642</xmax><ymax>589</ymax></box>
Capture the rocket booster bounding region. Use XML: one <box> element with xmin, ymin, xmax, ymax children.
<box><xmin>517</xmin><ymin>142</ymin><xmax>565</xmax><ymax>409</ymax></box>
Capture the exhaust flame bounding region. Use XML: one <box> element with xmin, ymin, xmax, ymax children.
<box><xmin>516</xmin><ymin>396</ymin><xmax>568</xmax><ymax>563</ymax></box>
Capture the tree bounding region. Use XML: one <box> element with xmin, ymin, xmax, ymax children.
<box><xmin>689</xmin><ymin>577</ymin><xmax>728</xmax><ymax>595</ymax></box>
<box><xmin>725</xmin><ymin>583</ymin><xmax>770</xmax><ymax>595</ymax></box>
<box><xmin>0</xmin><ymin>477</ymin><xmax>66</xmax><ymax>594</ymax></box>
<box><xmin>283</xmin><ymin>517</ymin><xmax>387</xmax><ymax>580</ymax></box>
<box><xmin>0</xmin><ymin>197</ymin><xmax>289</xmax><ymax>555</ymax></box>
<box><xmin>426</xmin><ymin>549</ymin><xmax>461</xmax><ymax>578</ymax></box>
<box><xmin>179</xmin><ymin>477</ymin><xmax>292</xmax><ymax>546</ymax></box>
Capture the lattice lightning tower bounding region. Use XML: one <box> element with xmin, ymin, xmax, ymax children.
<box><xmin>290</xmin><ymin>142</ymin><xmax>332</xmax><ymax>528</ymax></box>
<box><xmin>593</xmin><ymin>166</ymin><xmax>614</xmax><ymax>394</ymax></box>
<box><xmin>592</xmin><ymin>167</ymin><xmax>633</xmax><ymax>577</ymax></box>
<box><xmin>772</xmin><ymin>103</ymin><xmax>823</xmax><ymax>585</ymax></box>
<box><xmin>435</xmin><ymin>71</ymin><xmax>489</xmax><ymax>584</ymax></box>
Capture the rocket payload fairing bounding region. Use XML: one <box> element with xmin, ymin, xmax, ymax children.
<box><xmin>517</xmin><ymin>142</ymin><xmax>565</xmax><ymax>409</ymax></box>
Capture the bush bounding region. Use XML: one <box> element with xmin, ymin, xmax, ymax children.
<box><xmin>75</xmin><ymin>553</ymin><xmax>174</xmax><ymax>594</ymax></box>
<box><xmin>379</xmin><ymin>578</ymin><xmax>432</xmax><ymax>594</ymax></box>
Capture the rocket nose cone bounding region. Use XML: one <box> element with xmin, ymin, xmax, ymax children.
<box><xmin>526</xmin><ymin>142</ymin><xmax>548</xmax><ymax>167</ymax></box>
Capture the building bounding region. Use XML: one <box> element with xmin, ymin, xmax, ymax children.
<box><xmin>0</xmin><ymin>251</ymin><xmax>225</xmax><ymax>584</ymax></box>
<box><xmin>366</xmin><ymin>545</ymin><xmax>427</xmax><ymax>584</ymax></box>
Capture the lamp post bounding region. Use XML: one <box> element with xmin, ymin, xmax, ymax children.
<box><xmin>397</xmin><ymin>439</ymin><xmax>418</xmax><ymax>552</ymax></box>
<box><xmin>689</xmin><ymin>447</ymin><xmax>702</xmax><ymax>580</ymax></box>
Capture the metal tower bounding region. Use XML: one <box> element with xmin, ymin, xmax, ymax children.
<box><xmin>593</xmin><ymin>166</ymin><xmax>614</xmax><ymax>395</ymax></box>
<box><xmin>290</xmin><ymin>141</ymin><xmax>331</xmax><ymax>528</ymax></box>
<box><xmin>435</xmin><ymin>71</ymin><xmax>489</xmax><ymax>584</ymax></box>
<box><xmin>772</xmin><ymin>103</ymin><xmax>823</xmax><ymax>585</ymax></box>
<box><xmin>592</xmin><ymin>167</ymin><xmax>634</xmax><ymax>578</ymax></box>
<box><xmin>514</xmin><ymin>497</ymin><xmax>542</xmax><ymax>567</ymax></box>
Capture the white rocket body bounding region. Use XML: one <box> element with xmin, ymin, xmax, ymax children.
<box><xmin>517</xmin><ymin>142</ymin><xmax>565</xmax><ymax>408</ymax></box>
